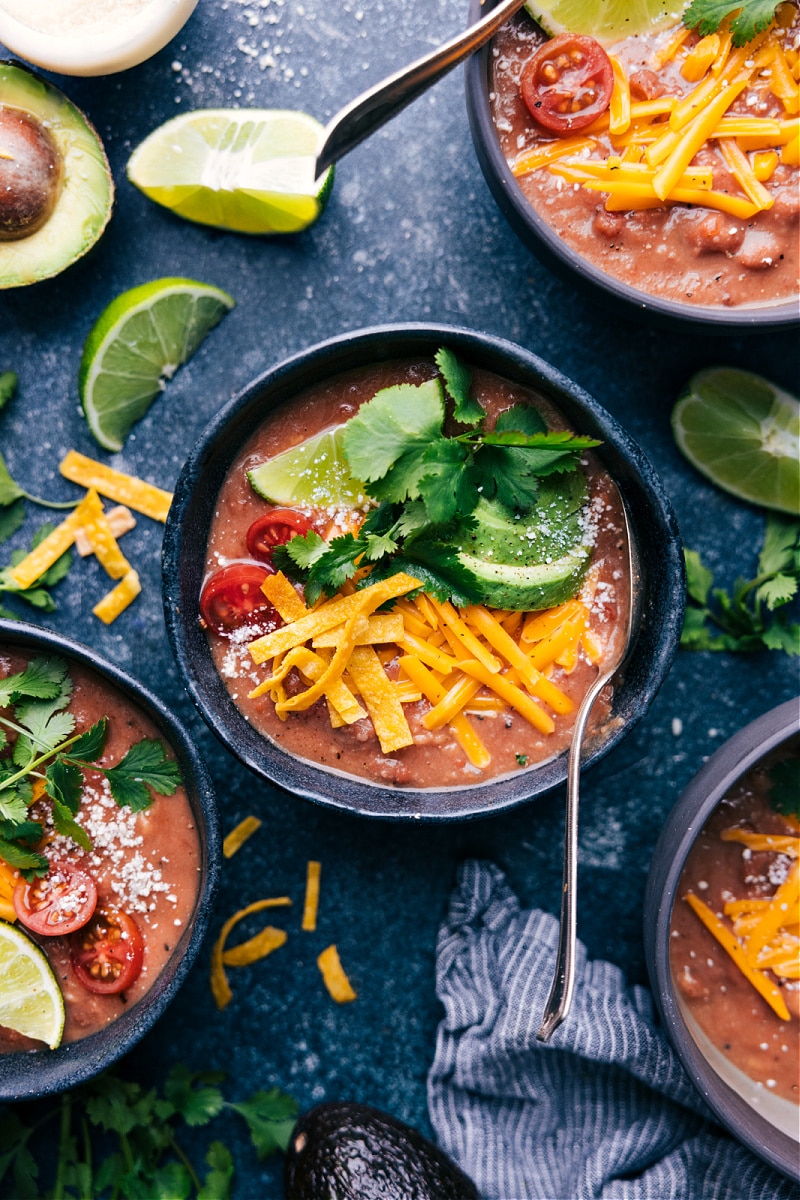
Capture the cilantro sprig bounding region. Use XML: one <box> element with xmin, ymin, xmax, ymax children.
<box><xmin>0</xmin><ymin>656</ymin><xmax>182</xmax><ymax>872</ymax></box>
<box><xmin>273</xmin><ymin>348</ymin><xmax>599</xmax><ymax>604</ymax></box>
<box><xmin>682</xmin><ymin>515</ymin><xmax>800</xmax><ymax>653</ymax></box>
<box><xmin>683</xmin><ymin>0</ymin><xmax>785</xmax><ymax>46</ymax></box>
<box><xmin>0</xmin><ymin>1065</ymin><xmax>296</xmax><ymax>1200</ymax></box>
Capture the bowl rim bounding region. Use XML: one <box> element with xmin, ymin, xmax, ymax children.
<box><xmin>643</xmin><ymin>697</ymin><xmax>800</xmax><ymax>1180</ymax></box>
<box><xmin>463</xmin><ymin>0</ymin><xmax>800</xmax><ymax>333</ymax></box>
<box><xmin>0</xmin><ymin>617</ymin><xmax>220</xmax><ymax>1101</ymax></box>
<box><xmin>162</xmin><ymin>321</ymin><xmax>684</xmax><ymax>822</ymax></box>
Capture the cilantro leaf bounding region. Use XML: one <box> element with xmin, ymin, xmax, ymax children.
<box><xmin>435</xmin><ymin>347</ymin><xmax>484</xmax><ymax>426</ymax></box>
<box><xmin>683</xmin><ymin>0</ymin><xmax>784</xmax><ymax>44</ymax></box>
<box><xmin>66</xmin><ymin>718</ymin><xmax>108</xmax><ymax>764</ymax></box>
<box><xmin>495</xmin><ymin>404</ymin><xmax>547</xmax><ymax>437</ymax></box>
<box><xmin>760</xmin><ymin>621</ymin><xmax>800</xmax><ymax>654</ymax></box>
<box><xmin>0</xmin><ymin>788</ymin><xmax>31</xmax><ymax>826</ymax></box>
<box><xmin>769</xmin><ymin>758</ymin><xmax>800</xmax><ymax>818</ymax></box>
<box><xmin>389</xmin><ymin>544</ymin><xmax>485</xmax><ymax>608</ymax></box>
<box><xmin>304</xmin><ymin>533</ymin><xmax>363</xmax><ymax>604</ymax></box>
<box><xmin>275</xmin><ymin>529</ymin><xmax>329</xmax><ymax>572</ymax></box>
<box><xmin>164</xmin><ymin>1066</ymin><xmax>225</xmax><ymax>1127</ymax></box>
<box><xmin>342</xmin><ymin>379</ymin><xmax>445</xmax><ymax>488</ymax></box>
<box><xmin>478</xmin><ymin>445</ymin><xmax>543</xmax><ymax>510</ymax></box>
<box><xmin>0</xmin><ymin>835</ymin><xmax>48</xmax><ymax>871</ymax></box>
<box><xmin>150</xmin><ymin>1161</ymin><xmax>193</xmax><ymax>1200</ymax></box>
<box><xmin>51</xmin><ymin>799</ymin><xmax>92</xmax><ymax>853</ymax></box>
<box><xmin>0</xmin><ymin>656</ymin><xmax>70</xmax><ymax>708</ymax></box>
<box><xmin>757</xmin><ymin>573</ymin><xmax>797</xmax><ymax>610</ymax></box>
<box><xmin>0</xmin><ymin>371</ymin><xmax>17</xmax><ymax>412</ymax></box>
<box><xmin>228</xmin><ymin>1088</ymin><xmax>298</xmax><ymax>1158</ymax></box>
<box><xmin>684</xmin><ymin>548</ymin><xmax>713</xmax><ymax>606</ymax></box>
<box><xmin>416</xmin><ymin>441</ymin><xmax>473</xmax><ymax>524</ymax></box>
<box><xmin>104</xmin><ymin>740</ymin><xmax>182</xmax><ymax>812</ymax></box>
<box><xmin>0</xmin><ymin>453</ymin><xmax>24</xmax><ymax>508</ymax></box>
<box><xmin>45</xmin><ymin>758</ymin><xmax>83</xmax><ymax>815</ymax></box>
<box><xmin>0</xmin><ymin>500</ymin><xmax>24</xmax><ymax>546</ymax></box>
<box><xmin>198</xmin><ymin>1142</ymin><xmax>234</xmax><ymax>1200</ymax></box>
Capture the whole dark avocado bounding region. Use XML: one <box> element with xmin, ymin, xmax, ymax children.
<box><xmin>284</xmin><ymin>1101</ymin><xmax>480</xmax><ymax>1200</ymax></box>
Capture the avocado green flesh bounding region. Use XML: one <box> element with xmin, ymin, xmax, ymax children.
<box><xmin>452</xmin><ymin>473</ymin><xmax>592</xmax><ymax>610</ymax></box>
<box><xmin>0</xmin><ymin>63</ymin><xmax>113</xmax><ymax>289</ymax></box>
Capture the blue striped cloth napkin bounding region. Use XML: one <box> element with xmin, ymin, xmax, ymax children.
<box><xmin>428</xmin><ymin>860</ymin><xmax>796</xmax><ymax>1200</ymax></box>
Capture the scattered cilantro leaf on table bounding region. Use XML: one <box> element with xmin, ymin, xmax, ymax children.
<box><xmin>0</xmin><ymin>371</ymin><xmax>17</xmax><ymax>412</ymax></box>
<box><xmin>0</xmin><ymin>1066</ymin><xmax>297</xmax><ymax>1200</ymax></box>
<box><xmin>0</xmin><ymin>522</ymin><xmax>73</xmax><ymax>619</ymax></box>
<box><xmin>682</xmin><ymin>515</ymin><xmax>800</xmax><ymax>653</ymax></box>
<box><xmin>274</xmin><ymin>347</ymin><xmax>598</xmax><ymax>603</ymax></box>
<box><xmin>683</xmin><ymin>0</ymin><xmax>785</xmax><ymax>45</ymax></box>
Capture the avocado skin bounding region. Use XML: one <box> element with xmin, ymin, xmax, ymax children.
<box><xmin>284</xmin><ymin>1101</ymin><xmax>480</xmax><ymax>1200</ymax></box>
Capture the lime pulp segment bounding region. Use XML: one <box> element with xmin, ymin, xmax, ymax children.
<box><xmin>126</xmin><ymin>109</ymin><xmax>333</xmax><ymax>235</ymax></box>
<box><xmin>672</xmin><ymin>368</ymin><xmax>800</xmax><ymax>516</ymax></box>
<box><xmin>524</xmin><ymin>0</ymin><xmax>688</xmax><ymax>41</ymax></box>
<box><xmin>247</xmin><ymin>426</ymin><xmax>370</xmax><ymax>512</ymax></box>
<box><xmin>79</xmin><ymin>278</ymin><xmax>235</xmax><ymax>453</ymax></box>
<box><xmin>0</xmin><ymin>919</ymin><xmax>65</xmax><ymax>1049</ymax></box>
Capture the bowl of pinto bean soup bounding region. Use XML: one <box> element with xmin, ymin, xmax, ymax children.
<box><xmin>163</xmin><ymin>324</ymin><xmax>684</xmax><ymax>821</ymax></box>
<box><xmin>466</xmin><ymin>0</ymin><xmax>800</xmax><ymax>330</ymax></box>
<box><xmin>0</xmin><ymin>619</ymin><xmax>219</xmax><ymax>1100</ymax></box>
<box><xmin>644</xmin><ymin>698</ymin><xmax>800</xmax><ymax>1181</ymax></box>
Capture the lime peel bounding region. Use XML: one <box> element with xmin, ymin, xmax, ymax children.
<box><xmin>0</xmin><ymin>919</ymin><xmax>65</xmax><ymax>1049</ymax></box>
<box><xmin>247</xmin><ymin>425</ymin><xmax>370</xmax><ymax>513</ymax></box>
<box><xmin>524</xmin><ymin>0</ymin><xmax>689</xmax><ymax>41</ymax></box>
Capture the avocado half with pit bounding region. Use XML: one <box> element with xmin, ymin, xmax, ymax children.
<box><xmin>0</xmin><ymin>62</ymin><xmax>113</xmax><ymax>288</ymax></box>
<box><xmin>432</xmin><ymin>470</ymin><xmax>592</xmax><ymax>611</ymax></box>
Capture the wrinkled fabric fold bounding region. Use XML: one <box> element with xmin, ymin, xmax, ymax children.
<box><xmin>428</xmin><ymin>860</ymin><xmax>795</xmax><ymax>1200</ymax></box>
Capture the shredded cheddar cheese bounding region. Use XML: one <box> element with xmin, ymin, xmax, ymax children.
<box><xmin>210</xmin><ymin>896</ymin><xmax>291</xmax><ymax>1009</ymax></box>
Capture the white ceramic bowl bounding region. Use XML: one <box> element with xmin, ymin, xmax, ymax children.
<box><xmin>0</xmin><ymin>0</ymin><xmax>198</xmax><ymax>76</ymax></box>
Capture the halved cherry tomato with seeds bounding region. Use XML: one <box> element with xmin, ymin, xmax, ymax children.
<box><xmin>199</xmin><ymin>562</ymin><xmax>278</xmax><ymax>634</ymax></box>
<box><xmin>246</xmin><ymin>508</ymin><xmax>313</xmax><ymax>562</ymax></box>
<box><xmin>521</xmin><ymin>34</ymin><xmax>614</xmax><ymax>135</ymax></box>
<box><xmin>14</xmin><ymin>863</ymin><xmax>97</xmax><ymax>937</ymax></box>
<box><xmin>70</xmin><ymin>907</ymin><xmax>144</xmax><ymax>995</ymax></box>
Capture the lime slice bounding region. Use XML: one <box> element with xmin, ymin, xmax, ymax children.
<box><xmin>524</xmin><ymin>0</ymin><xmax>687</xmax><ymax>41</ymax></box>
<box><xmin>0</xmin><ymin>919</ymin><xmax>65</xmax><ymax>1049</ymax></box>
<box><xmin>672</xmin><ymin>368</ymin><xmax>800</xmax><ymax>516</ymax></box>
<box><xmin>247</xmin><ymin>425</ymin><xmax>369</xmax><ymax>512</ymax></box>
<box><xmin>126</xmin><ymin>109</ymin><xmax>333</xmax><ymax>235</ymax></box>
<box><xmin>79</xmin><ymin>277</ymin><xmax>235</xmax><ymax>452</ymax></box>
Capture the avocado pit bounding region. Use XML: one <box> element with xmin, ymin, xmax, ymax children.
<box><xmin>0</xmin><ymin>106</ymin><xmax>63</xmax><ymax>240</ymax></box>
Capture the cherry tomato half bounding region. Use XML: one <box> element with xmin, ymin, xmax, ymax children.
<box><xmin>246</xmin><ymin>508</ymin><xmax>313</xmax><ymax>562</ymax></box>
<box><xmin>199</xmin><ymin>562</ymin><xmax>278</xmax><ymax>635</ymax></box>
<box><xmin>14</xmin><ymin>863</ymin><xmax>98</xmax><ymax>937</ymax></box>
<box><xmin>521</xmin><ymin>34</ymin><xmax>614</xmax><ymax>135</ymax></box>
<box><xmin>70</xmin><ymin>907</ymin><xmax>144</xmax><ymax>995</ymax></box>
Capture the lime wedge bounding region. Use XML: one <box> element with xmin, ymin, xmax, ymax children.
<box><xmin>0</xmin><ymin>919</ymin><xmax>65</xmax><ymax>1049</ymax></box>
<box><xmin>126</xmin><ymin>109</ymin><xmax>333</xmax><ymax>235</ymax></box>
<box><xmin>247</xmin><ymin>426</ymin><xmax>369</xmax><ymax>512</ymax></box>
<box><xmin>524</xmin><ymin>0</ymin><xmax>687</xmax><ymax>41</ymax></box>
<box><xmin>672</xmin><ymin>368</ymin><xmax>800</xmax><ymax>516</ymax></box>
<box><xmin>79</xmin><ymin>278</ymin><xmax>235</xmax><ymax>452</ymax></box>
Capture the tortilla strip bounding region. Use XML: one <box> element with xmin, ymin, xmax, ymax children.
<box><xmin>222</xmin><ymin>815</ymin><xmax>262</xmax><ymax>859</ymax></box>
<box><xmin>60</xmin><ymin>450</ymin><xmax>172</xmax><ymax>522</ymax></box>
<box><xmin>302</xmin><ymin>860</ymin><xmax>321</xmax><ymax>932</ymax></box>
<box><xmin>312</xmin><ymin>613</ymin><xmax>404</xmax><ymax>648</ymax></box>
<box><xmin>346</xmin><ymin>645</ymin><xmax>414</xmax><ymax>754</ymax></box>
<box><xmin>317</xmin><ymin>944</ymin><xmax>357</xmax><ymax>1003</ymax></box>
<box><xmin>75</xmin><ymin>505</ymin><xmax>136</xmax><ymax>556</ymax></box>
<box><xmin>222</xmin><ymin>925</ymin><xmax>287</xmax><ymax>967</ymax></box>
<box><xmin>210</xmin><ymin>896</ymin><xmax>291</xmax><ymax>1009</ymax></box>
<box><xmin>77</xmin><ymin>489</ymin><xmax>132</xmax><ymax>580</ymax></box>
<box><xmin>5</xmin><ymin>492</ymin><xmax>96</xmax><ymax>590</ymax></box>
<box><xmin>261</xmin><ymin>571</ymin><xmax>308</xmax><ymax>623</ymax></box>
<box><xmin>92</xmin><ymin>569</ymin><xmax>141</xmax><ymax>624</ymax></box>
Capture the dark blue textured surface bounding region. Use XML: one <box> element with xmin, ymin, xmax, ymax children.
<box><xmin>1</xmin><ymin>1</ymin><xmax>798</xmax><ymax>1193</ymax></box>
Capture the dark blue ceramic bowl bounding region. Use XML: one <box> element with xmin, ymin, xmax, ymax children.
<box><xmin>644</xmin><ymin>698</ymin><xmax>800</xmax><ymax>1181</ymax></box>
<box><xmin>0</xmin><ymin>619</ymin><xmax>220</xmax><ymax>1101</ymax></box>
<box><xmin>464</xmin><ymin>0</ymin><xmax>799</xmax><ymax>333</ymax></box>
<box><xmin>163</xmin><ymin>323</ymin><xmax>684</xmax><ymax>821</ymax></box>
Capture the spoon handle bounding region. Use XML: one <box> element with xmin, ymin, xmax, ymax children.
<box><xmin>315</xmin><ymin>0</ymin><xmax>529</xmax><ymax>177</ymax></box>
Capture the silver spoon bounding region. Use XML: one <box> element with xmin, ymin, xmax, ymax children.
<box><xmin>315</xmin><ymin>0</ymin><xmax>530</xmax><ymax>178</ymax></box>
<box><xmin>536</xmin><ymin>496</ymin><xmax>641</xmax><ymax>1043</ymax></box>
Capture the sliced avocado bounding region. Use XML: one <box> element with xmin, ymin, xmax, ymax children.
<box><xmin>438</xmin><ymin>470</ymin><xmax>591</xmax><ymax>610</ymax></box>
<box><xmin>284</xmin><ymin>1101</ymin><xmax>479</xmax><ymax>1200</ymax></box>
<box><xmin>0</xmin><ymin>62</ymin><xmax>113</xmax><ymax>288</ymax></box>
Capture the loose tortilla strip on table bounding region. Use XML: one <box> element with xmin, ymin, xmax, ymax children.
<box><xmin>222</xmin><ymin>925</ymin><xmax>287</xmax><ymax>967</ymax></box>
<box><xmin>302</xmin><ymin>860</ymin><xmax>321</xmax><ymax>932</ymax></box>
<box><xmin>60</xmin><ymin>450</ymin><xmax>172</xmax><ymax>522</ymax></box>
<box><xmin>5</xmin><ymin>491</ymin><xmax>97</xmax><ymax>589</ymax></box>
<box><xmin>346</xmin><ymin>645</ymin><xmax>413</xmax><ymax>754</ymax></box>
<box><xmin>261</xmin><ymin>571</ymin><xmax>308</xmax><ymax>623</ymax></box>
<box><xmin>75</xmin><ymin>505</ymin><xmax>136</xmax><ymax>556</ymax></box>
<box><xmin>248</xmin><ymin>572</ymin><xmax>421</xmax><ymax>664</ymax></box>
<box><xmin>210</xmin><ymin>896</ymin><xmax>291</xmax><ymax>1009</ymax></box>
<box><xmin>223</xmin><ymin>815</ymin><xmax>263</xmax><ymax>859</ymax></box>
<box><xmin>76</xmin><ymin>489</ymin><xmax>132</xmax><ymax>580</ymax></box>
<box><xmin>92</xmin><ymin>569</ymin><xmax>141</xmax><ymax>624</ymax></box>
<box><xmin>317</xmin><ymin>944</ymin><xmax>357</xmax><ymax>1003</ymax></box>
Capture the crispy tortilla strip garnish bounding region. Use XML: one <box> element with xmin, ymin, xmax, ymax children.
<box><xmin>222</xmin><ymin>815</ymin><xmax>263</xmax><ymax>859</ymax></box>
<box><xmin>261</xmin><ymin>571</ymin><xmax>308</xmax><ymax>623</ymax></box>
<box><xmin>302</xmin><ymin>860</ymin><xmax>321</xmax><ymax>932</ymax></box>
<box><xmin>75</xmin><ymin>505</ymin><xmax>136</xmax><ymax>556</ymax></box>
<box><xmin>248</xmin><ymin>572</ymin><xmax>421</xmax><ymax>664</ymax></box>
<box><xmin>60</xmin><ymin>450</ymin><xmax>173</xmax><ymax>522</ymax></box>
<box><xmin>92</xmin><ymin>569</ymin><xmax>141</xmax><ymax>624</ymax></box>
<box><xmin>210</xmin><ymin>896</ymin><xmax>291</xmax><ymax>1009</ymax></box>
<box><xmin>77</xmin><ymin>489</ymin><xmax>132</xmax><ymax>580</ymax></box>
<box><xmin>6</xmin><ymin>495</ymin><xmax>90</xmax><ymax>590</ymax></box>
<box><xmin>222</xmin><ymin>925</ymin><xmax>287</xmax><ymax>967</ymax></box>
<box><xmin>312</xmin><ymin>613</ymin><xmax>404</xmax><ymax>648</ymax></box>
<box><xmin>683</xmin><ymin>892</ymin><xmax>791</xmax><ymax>1022</ymax></box>
<box><xmin>248</xmin><ymin>646</ymin><xmax>366</xmax><ymax>723</ymax></box>
<box><xmin>346</xmin><ymin>645</ymin><xmax>414</xmax><ymax>753</ymax></box>
<box><xmin>317</xmin><ymin>943</ymin><xmax>357</xmax><ymax>1003</ymax></box>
